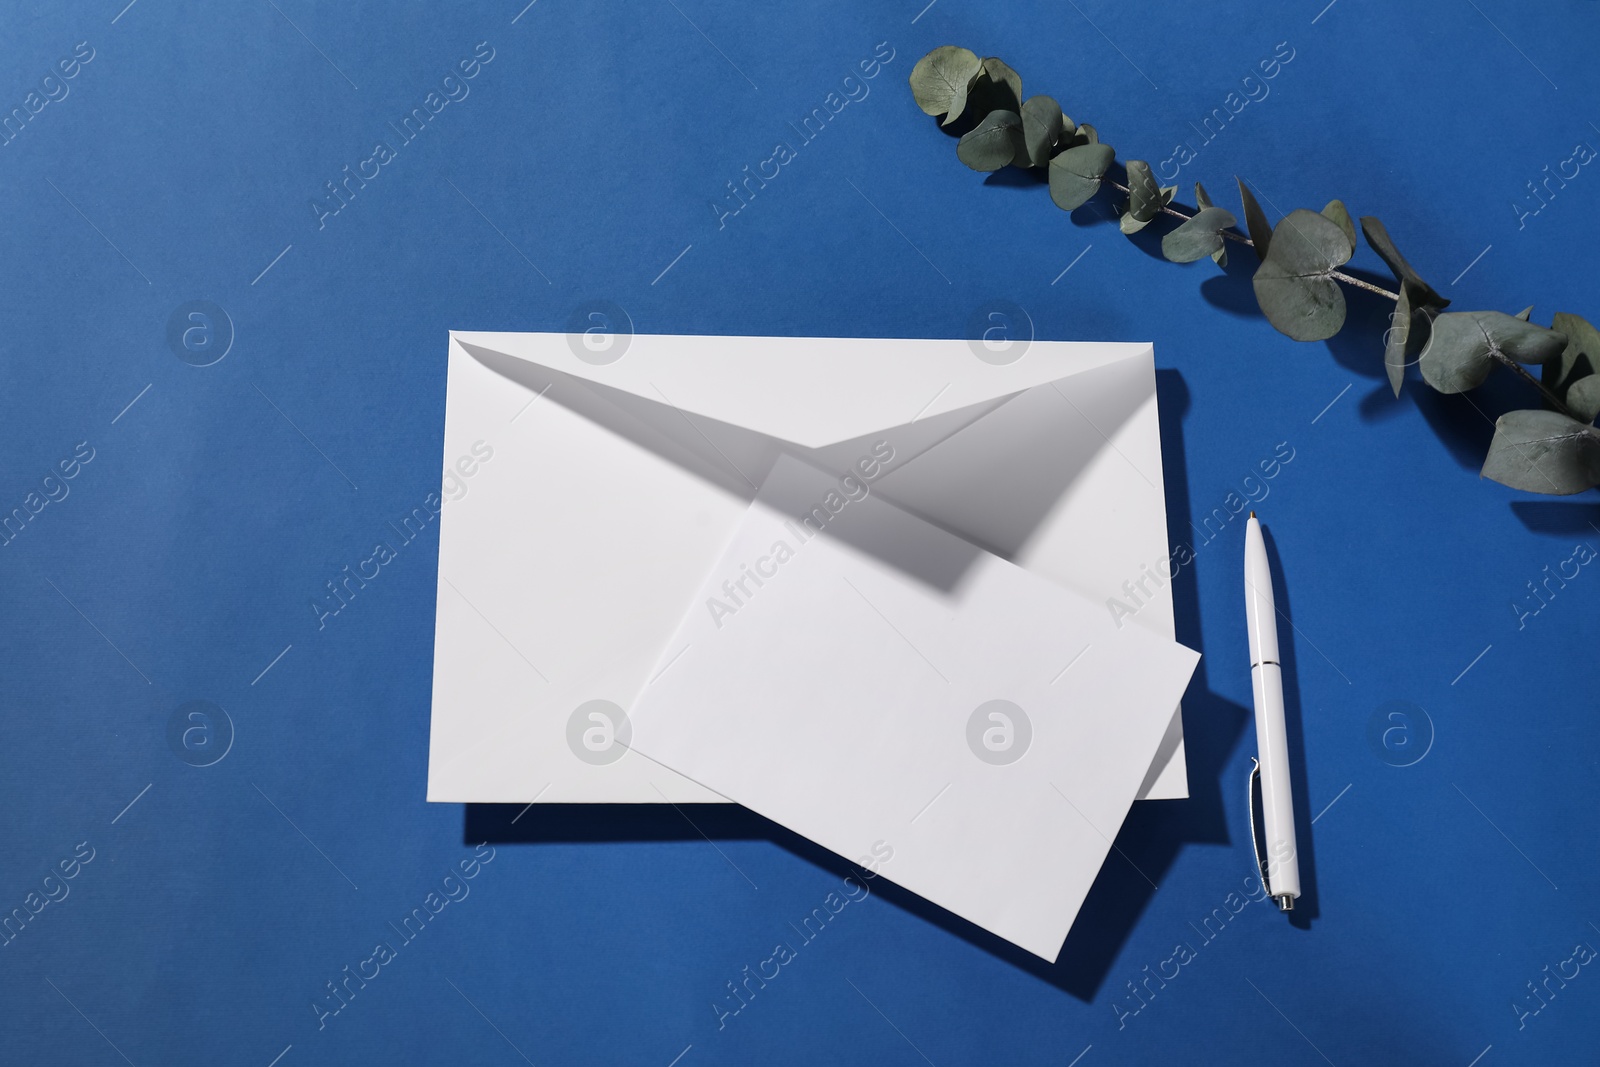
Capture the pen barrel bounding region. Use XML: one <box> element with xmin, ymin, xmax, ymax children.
<box><xmin>1243</xmin><ymin>521</ymin><xmax>1279</xmax><ymax>666</ymax></box>
<box><xmin>1250</xmin><ymin>662</ymin><xmax>1300</xmax><ymax>900</ymax></box>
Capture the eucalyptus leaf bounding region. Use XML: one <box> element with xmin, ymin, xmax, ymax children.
<box><xmin>1481</xmin><ymin>409</ymin><xmax>1600</xmax><ymax>495</ymax></box>
<box><xmin>1418</xmin><ymin>311</ymin><xmax>1568</xmax><ymax>393</ymax></box>
<box><xmin>1161</xmin><ymin>185</ymin><xmax>1177</xmax><ymax>205</ymax></box>
<box><xmin>1020</xmin><ymin>95</ymin><xmax>1065</xmax><ymax>167</ymax></box>
<box><xmin>1515</xmin><ymin>306</ymin><xmax>1533</xmax><ymax>322</ymax></box>
<box><xmin>1566</xmin><ymin>376</ymin><xmax>1600</xmax><ymax>423</ymax></box>
<box><xmin>1359</xmin><ymin>216</ymin><xmax>1448</xmax><ymax>309</ymax></box>
<box><xmin>1236</xmin><ymin>178</ymin><xmax>1273</xmax><ymax>261</ymax></box>
<box><xmin>1120</xmin><ymin>160</ymin><xmax>1163</xmax><ymax>233</ymax></box>
<box><xmin>909</xmin><ymin>46</ymin><xmax>983</xmax><ymax>125</ymax></box>
<box><xmin>1162</xmin><ymin>207</ymin><xmax>1238</xmax><ymax>264</ymax></box>
<box><xmin>1048</xmin><ymin>143</ymin><xmax>1115</xmax><ymax>211</ymax></box>
<box><xmin>1377</xmin><ymin>282</ymin><xmax>1440</xmax><ymax>397</ymax></box>
<box><xmin>1545</xmin><ymin>312</ymin><xmax>1600</xmax><ymax>398</ymax></box>
<box><xmin>972</xmin><ymin>57</ymin><xmax>1023</xmax><ymax>115</ymax></box>
<box><xmin>956</xmin><ymin>109</ymin><xmax>1024</xmax><ymax>172</ymax></box>
<box><xmin>1077</xmin><ymin>123</ymin><xmax>1099</xmax><ymax>145</ymax></box>
<box><xmin>1322</xmin><ymin>200</ymin><xmax>1356</xmax><ymax>249</ymax></box>
<box><xmin>1385</xmin><ymin>283</ymin><xmax>1413</xmax><ymax>397</ymax></box>
<box><xmin>1195</xmin><ymin>182</ymin><xmax>1214</xmax><ymax>210</ymax></box>
<box><xmin>1251</xmin><ymin>209</ymin><xmax>1355</xmax><ymax>342</ymax></box>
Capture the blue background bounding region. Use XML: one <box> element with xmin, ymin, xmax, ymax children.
<box><xmin>2</xmin><ymin>0</ymin><xmax>1597</xmax><ymax>1064</ymax></box>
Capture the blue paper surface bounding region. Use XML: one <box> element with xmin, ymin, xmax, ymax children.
<box><xmin>2</xmin><ymin>1</ymin><xmax>1597</xmax><ymax>1063</ymax></box>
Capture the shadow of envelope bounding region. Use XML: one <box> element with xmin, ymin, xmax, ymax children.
<box><xmin>427</xmin><ymin>331</ymin><xmax>1185</xmax><ymax>804</ymax></box>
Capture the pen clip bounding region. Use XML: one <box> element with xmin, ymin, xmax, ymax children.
<box><xmin>1248</xmin><ymin>757</ymin><xmax>1271</xmax><ymax>891</ymax></box>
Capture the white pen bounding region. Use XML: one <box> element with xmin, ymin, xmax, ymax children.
<box><xmin>1245</xmin><ymin>512</ymin><xmax>1300</xmax><ymax>911</ymax></box>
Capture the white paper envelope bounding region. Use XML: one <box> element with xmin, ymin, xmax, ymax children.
<box><xmin>626</xmin><ymin>455</ymin><xmax>1200</xmax><ymax>960</ymax></box>
<box><xmin>427</xmin><ymin>330</ymin><xmax>1187</xmax><ymax>804</ymax></box>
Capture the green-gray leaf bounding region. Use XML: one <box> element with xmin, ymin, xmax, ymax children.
<box><xmin>1049</xmin><ymin>143</ymin><xmax>1115</xmax><ymax>211</ymax></box>
<box><xmin>1381</xmin><ymin>282</ymin><xmax>1439</xmax><ymax>397</ymax></box>
<box><xmin>1195</xmin><ymin>182</ymin><xmax>1214</xmax><ymax>210</ymax></box>
<box><xmin>909</xmin><ymin>46</ymin><xmax>983</xmax><ymax>126</ymax></box>
<box><xmin>1419</xmin><ymin>311</ymin><xmax>1568</xmax><ymax>393</ymax></box>
<box><xmin>1162</xmin><ymin>207</ymin><xmax>1238</xmax><ymax>263</ymax></box>
<box><xmin>1385</xmin><ymin>283</ymin><xmax>1413</xmax><ymax>397</ymax></box>
<box><xmin>1251</xmin><ymin>209</ymin><xmax>1355</xmax><ymax>341</ymax></box>
<box><xmin>1077</xmin><ymin>123</ymin><xmax>1099</xmax><ymax>145</ymax></box>
<box><xmin>1120</xmin><ymin>160</ymin><xmax>1163</xmax><ymax>233</ymax></box>
<box><xmin>1566</xmin><ymin>376</ymin><xmax>1600</xmax><ymax>423</ymax></box>
<box><xmin>1020</xmin><ymin>95</ymin><xmax>1065</xmax><ymax>167</ymax></box>
<box><xmin>1545</xmin><ymin>312</ymin><xmax>1600</xmax><ymax>398</ymax></box>
<box><xmin>1515</xmin><ymin>306</ymin><xmax>1533</xmax><ymax>322</ymax></box>
<box><xmin>956</xmin><ymin>109</ymin><xmax>1024</xmax><ymax>172</ymax></box>
<box><xmin>1481</xmin><ymin>409</ymin><xmax>1600</xmax><ymax>495</ymax></box>
<box><xmin>975</xmin><ymin>57</ymin><xmax>1023</xmax><ymax>114</ymax></box>
<box><xmin>1236</xmin><ymin>178</ymin><xmax>1272</xmax><ymax>261</ymax></box>
<box><xmin>1359</xmin><ymin>216</ymin><xmax>1448</xmax><ymax>309</ymax></box>
<box><xmin>1322</xmin><ymin>199</ymin><xmax>1356</xmax><ymax>249</ymax></box>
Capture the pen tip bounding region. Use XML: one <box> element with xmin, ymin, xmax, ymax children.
<box><xmin>1249</xmin><ymin>511</ymin><xmax>1256</xmax><ymax>519</ymax></box>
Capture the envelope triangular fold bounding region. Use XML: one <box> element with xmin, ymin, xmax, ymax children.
<box><xmin>450</xmin><ymin>330</ymin><xmax>1150</xmax><ymax>449</ymax></box>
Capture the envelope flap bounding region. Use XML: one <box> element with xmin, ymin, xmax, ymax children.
<box><xmin>451</xmin><ymin>331</ymin><xmax>1152</xmax><ymax>449</ymax></box>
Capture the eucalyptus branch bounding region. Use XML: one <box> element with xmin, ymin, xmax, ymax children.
<box><xmin>909</xmin><ymin>44</ymin><xmax>1600</xmax><ymax>495</ymax></box>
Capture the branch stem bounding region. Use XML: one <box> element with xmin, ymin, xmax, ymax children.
<box><xmin>1331</xmin><ymin>271</ymin><xmax>1400</xmax><ymax>301</ymax></box>
<box><xmin>1104</xmin><ymin>179</ymin><xmax>1401</xmax><ymax>300</ymax></box>
<box><xmin>1491</xmin><ymin>351</ymin><xmax>1578</xmax><ymax>421</ymax></box>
